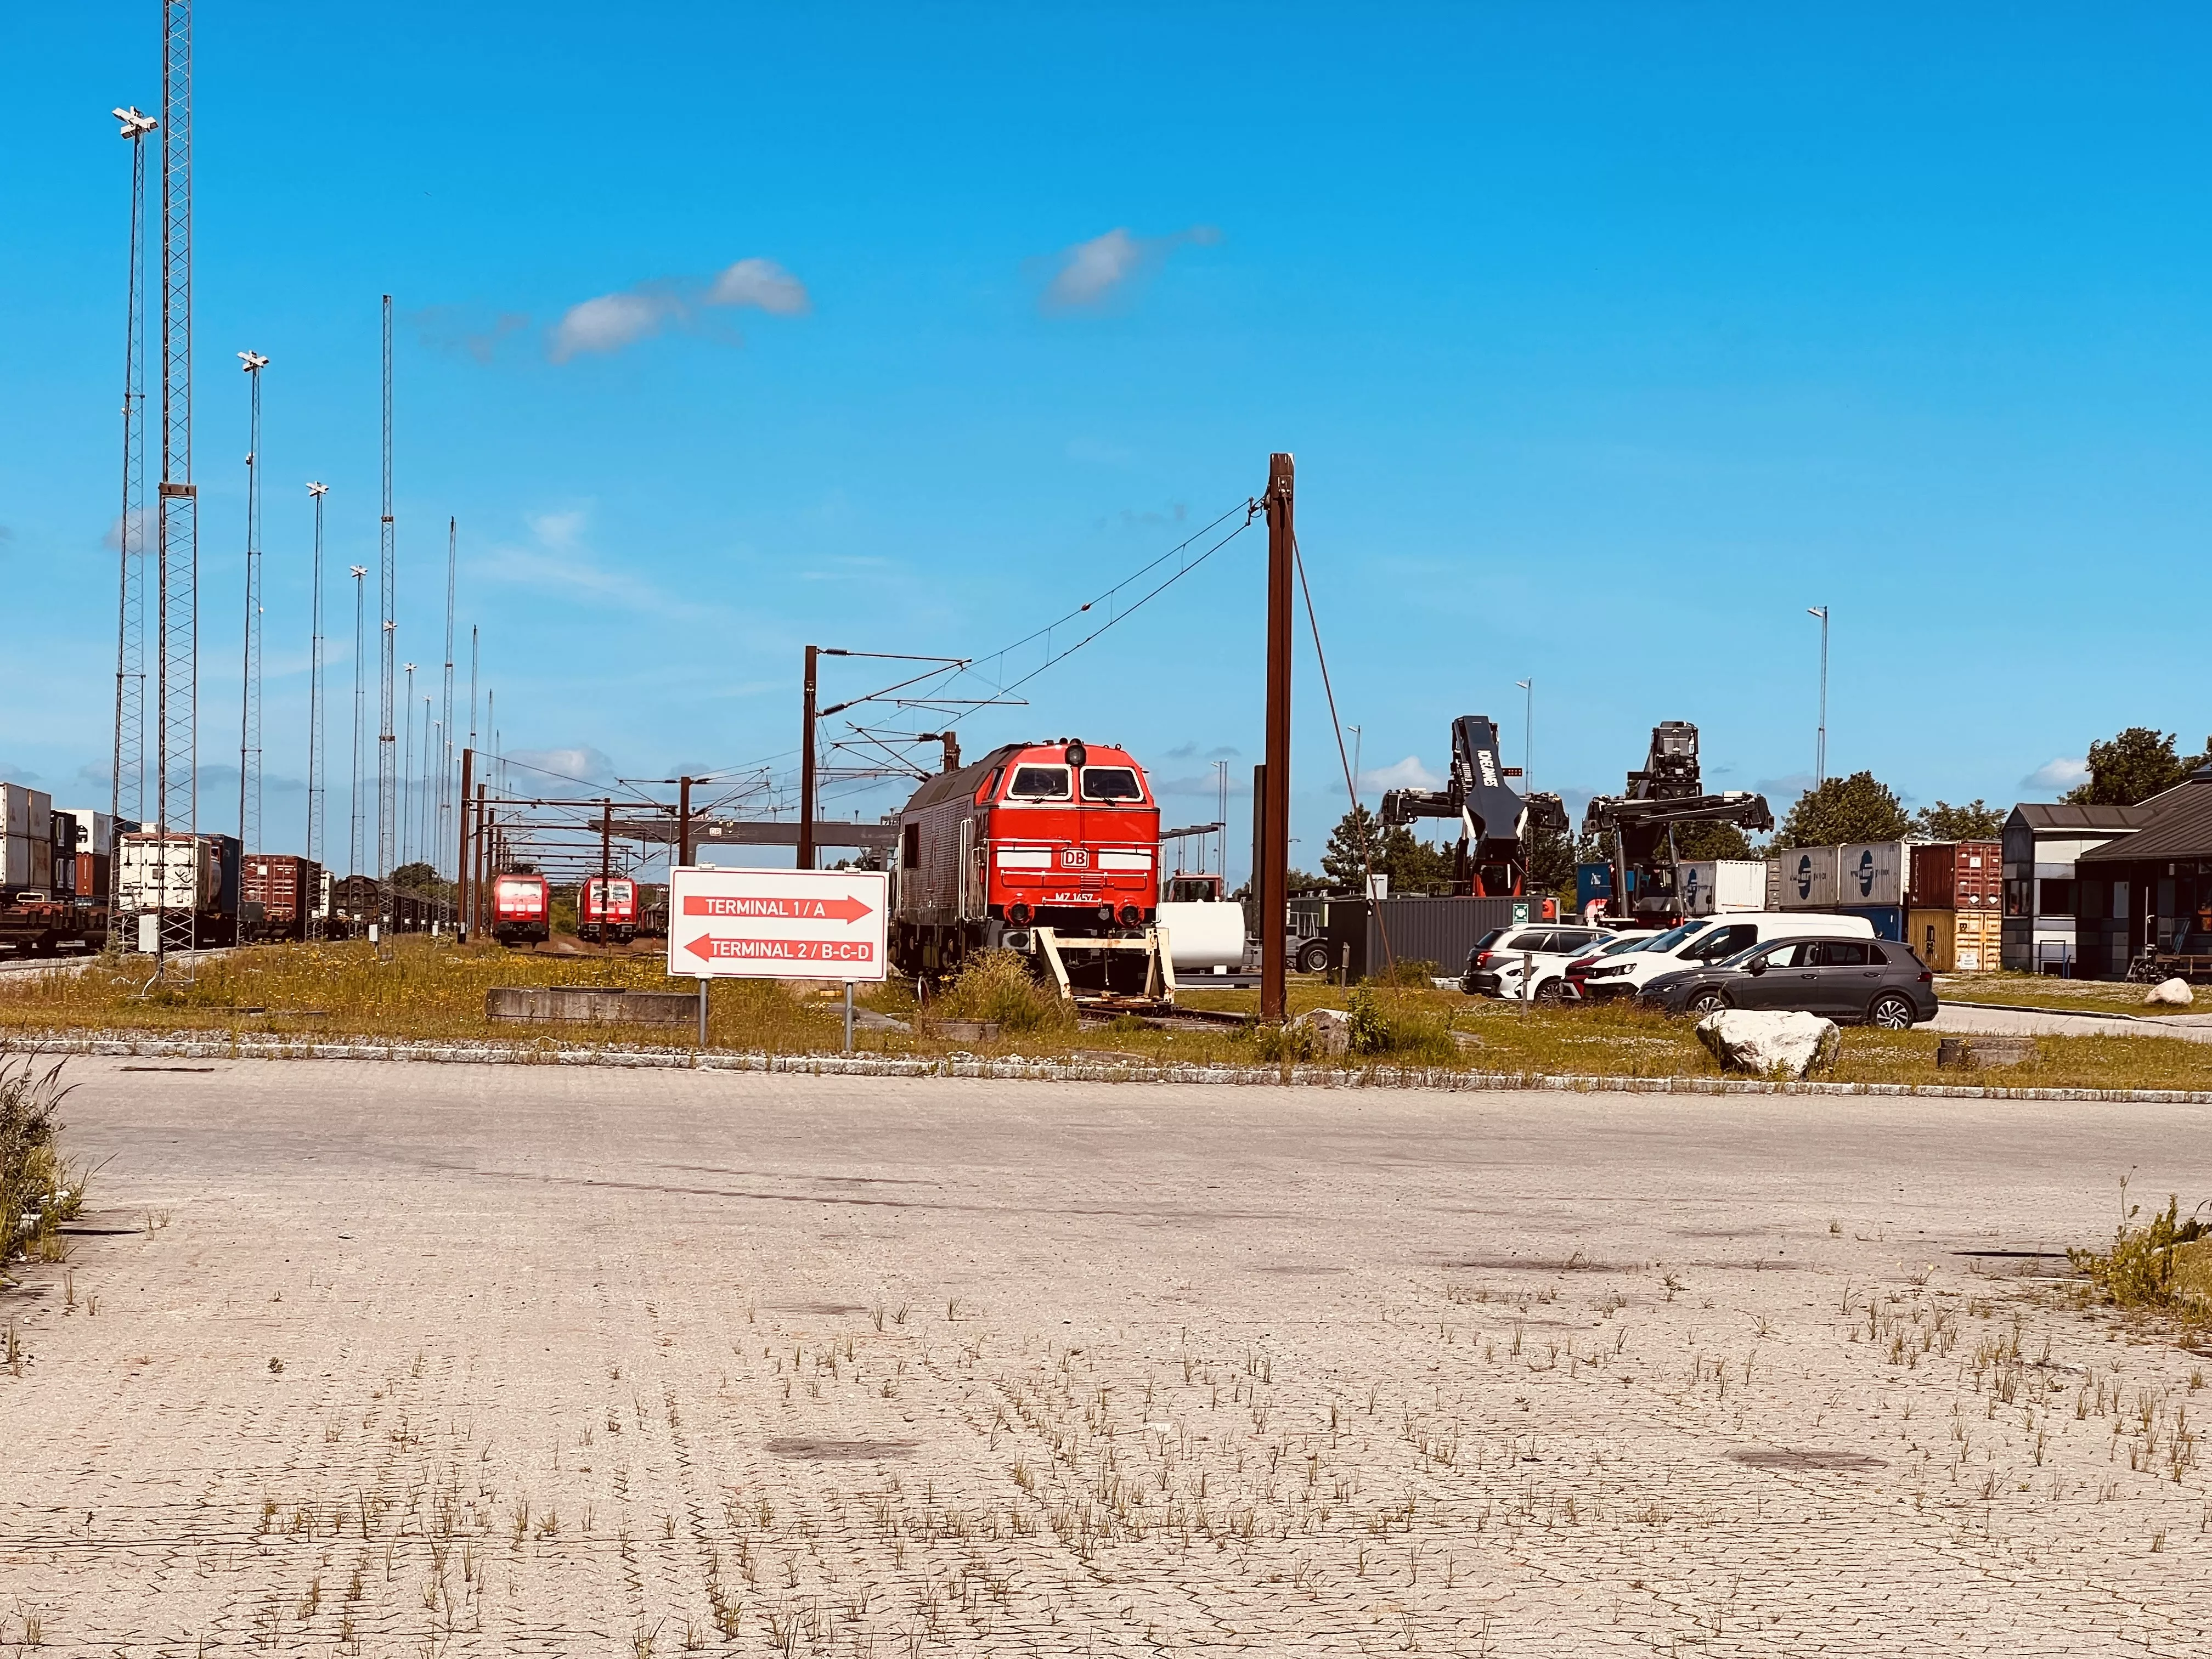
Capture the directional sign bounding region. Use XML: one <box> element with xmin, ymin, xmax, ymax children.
<box><xmin>665</xmin><ymin>865</ymin><xmax>889</xmax><ymax>982</ymax></box>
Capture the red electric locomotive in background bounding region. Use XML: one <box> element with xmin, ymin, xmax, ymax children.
<box><xmin>579</xmin><ymin>875</ymin><xmax>637</xmax><ymax>943</ymax></box>
<box><xmin>490</xmin><ymin>872</ymin><xmax>550</xmax><ymax>946</ymax></box>
<box><xmin>889</xmin><ymin>738</ymin><xmax>1166</xmax><ymax>996</ymax></box>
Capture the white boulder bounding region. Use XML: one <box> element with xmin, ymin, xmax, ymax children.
<box><xmin>2145</xmin><ymin>977</ymin><xmax>2194</xmax><ymax>1008</ymax></box>
<box><xmin>1290</xmin><ymin>1008</ymin><xmax>1352</xmax><ymax>1057</ymax></box>
<box><xmin>1696</xmin><ymin>1008</ymin><xmax>1839</xmax><ymax>1079</ymax></box>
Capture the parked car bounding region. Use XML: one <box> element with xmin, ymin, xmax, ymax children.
<box><xmin>1553</xmin><ymin>929</ymin><xmax>1663</xmax><ymax>998</ymax></box>
<box><xmin>1463</xmin><ymin>923</ymin><xmax>1615</xmax><ymax>998</ymax></box>
<box><xmin>1639</xmin><ymin>935</ymin><xmax>1938</xmax><ymax>1028</ymax></box>
<box><xmin>1568</xmin><ymin>911</ymin><xmax>1875</xmax><ymax>1002</ymax></box>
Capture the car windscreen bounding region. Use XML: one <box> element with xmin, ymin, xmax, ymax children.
<box><xmin>1596</xmin><ymin>933</ymin><xmax>1652</xmax><ymax>956</ymax></box>
<box><xmin>1079</xmin><ymin>766</ymin><xmax>1143</xmax><ymax>802</ymax></box>
<box><xmin>1007</xmin><ymin>765</ymin><xmax>1072</xmax><ymax>799</ymax></box>
<box><xmin>1643</xmin><ymin>921</ymin><xmax>1710</xmax><ymax>956</ymax></box>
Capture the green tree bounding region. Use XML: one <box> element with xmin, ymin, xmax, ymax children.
<box><xmin>389</xmin><ymin>860</ymin><xmax>452</xmax><ymax>898</ymax></box>
<box><xmin>1379</xmin><ymin>825</ymin><xmax>1456</xmax><ymax>894</ymax></box>
<box><xmin>2062</xmin><ymin>727</ymin><xmax>2208</xmax><ymax>806</ymax></box>
<box><xmin>1318</xmin><ymin>804</ymin><xmax>1455</xmax><ymax>895</ymax></box>
<box><xmin>1912</xmin><ymin>799</ymin><xmax>2006</xmax><ymax>840</ymax></box>
<box><xmin>1775</xmin><ymin>771</ymin><xmax>1911</xmax><ymax>847</ymax></box>
<box><xmin>1670</xmin><ymin>820</ymin><xmax>1754</xmax><ymax>861</ymax></box>
<box><xmin>1320</xmin><ymin>803</ymin><xmax>1386</xmax><ymax>888</ymax></box>
<box><xmin>1523</xmin><ymin>821</ymin><xmax>1577</xmax><ymax>895</ymax></box>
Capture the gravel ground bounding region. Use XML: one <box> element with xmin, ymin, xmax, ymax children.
<box><xmin>3</xmin><ymin>1057</ymin><xmax>2209</xmax><ymax>1655</ymax></box>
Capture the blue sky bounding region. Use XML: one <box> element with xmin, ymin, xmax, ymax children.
<box><xmin>5</xmin><ymin>4</ymin><xmax>2211</xmax><ymax>878</ymax></box>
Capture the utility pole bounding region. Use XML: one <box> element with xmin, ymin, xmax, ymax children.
<box><xmin>599</xmin><ymin>799</ymin><xmax>612</xmax><ymax>944</ymax></box>
<box><xmin>154</xmin><ymin>0</ymin><xmax>197</xmax><ymax>972</ymax></box>
<box><xmin>1259</xmin><ymin>453</ymin><xmax>1294</xmax><ymax>1024</ymax></box>
<box><xmin>399</xmin><ymin>663</ymin><xmax>416</xmax><ymax>868</ymax></box>
<box><xmin>305</xmin><ymin>482</ymin><xmax>328</xmax><ymax>874</ymax></box>
<box><xmin>472</xmin><ymin>782</ymin><xmax>488</xmax><ymax>934</ymax></box>
<box><xmin>797</xmin><ymin>644</ymin><xmax>819</xmax><ymax>871</ymax></box>
<box><xmin>377</xmin><ymin>296</ymin><xmax>397</xmax><ymax>907</ymax></box>
<box><xmin>677</xmin><ymin>775</ymin><xmax>692</xmax><ymax>867</ymax></box>
<box><xmin>455</xmin><ymin>746</ymin><xmax>473</xmax><ymax>939</ymax></box>
<box><xmin>1807</xmin><ymin>606</ymin><xmax>1830</xmax><ymax>785</ymax></box>
<box><xmin>111</xmin><ymin>104</ymin><xmax>156</xmax><ymax>944</ymax></box>
<box><xmin>236</xmin><ymin>349</ymin><xmax>267</xmax><ymax>854</ymax></box>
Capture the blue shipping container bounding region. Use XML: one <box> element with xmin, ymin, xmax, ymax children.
<box><xmin>1576</xmin><ymin>862</ymin><xmax>1638</xmax><ymax>911</ymax></box>
<box><xmin>1842</xmin><ymin>904</ymin><xmax>1905</xmax><ymax>942</ymax></box>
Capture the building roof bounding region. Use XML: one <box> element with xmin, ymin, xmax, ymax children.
<box><xmin>2006</xmin><ymin>802</ymin><xmax>2157</xmax><ymax>832</ymax></box>
<box><xmin>2077</xmin><ymin>778</ymin><xmax>2212</xmax><ymax>864</ymax></box>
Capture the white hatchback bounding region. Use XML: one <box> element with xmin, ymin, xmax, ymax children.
<box><xmin>1568</xmin><ymin>912</ymin><xmax>1876</xmax><ymax>1002</ymax></box>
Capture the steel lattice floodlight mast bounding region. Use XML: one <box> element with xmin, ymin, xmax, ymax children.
<box><xmin>111</xmin><ymin>103</ymin><xmax>156</xmax><ymax>945</ymax></box>
<box><xmin>236</xmin><ymin>349</ymin><xmax>268</xmax><ymax>854</ymax></box>
<box><xmin>438</xmin><ymin>517</ymin><xmax>456</xmax><ymax>923</ymax></box>
<box><xmin>377</xmin><ymin>295</ymin><xmax>397</xmax><ymax>905</ymax></box>
<box><xmin>154</xmin><ymin>0</ymin><xmax>198</xmax><ymax>975</ymax></box>
<box><xmin>304</xmin><ymin>482</ymin><xmax>329</xmax><ymax>873</ymax></box>
<box><xmin>349</xmin><ymin>565</ymin><xmax>368</xmax><ymax>879</ymax></box>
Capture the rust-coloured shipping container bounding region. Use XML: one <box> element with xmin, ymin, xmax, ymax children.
<box><xmin>243</xmin><ymin>854</ymin><xmax>324</xmax><ymax>940</ymax></box>
<box><xmin>1909</xmin><ymin>841</ymin><xmax>2002</xmax><ymax>913</ymax></box>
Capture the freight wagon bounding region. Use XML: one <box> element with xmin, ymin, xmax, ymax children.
<box><xmin>579</xmin><ymin>875</ymin><xmax>637</xmax><ymax>943</ymax></box>
<box><xmin>889</xmin><ymin>738</ymin><xmax>1167</xmax><ymax>1000</ymax></box>
<box><xmin>116</xmin><ymin>831</ymin><xmax>239</xmax><ymax>948</ymax></box>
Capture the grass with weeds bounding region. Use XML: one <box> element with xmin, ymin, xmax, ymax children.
<box><xmin>1</xmin><ymin>1050</ymin><xmax>84</xmax><ymax>1279</ymax></box>
<box><xmin>1937</xmin><ymin>970</ymin><xmax>2200</xmax><ymax>1018</ymax></box>
<box><xmin>8</xmin><ymin>943</ymin><xmax>2212</xmax><ymax>1092</ymax></box>
<box><xmin>2068</xmin><ymin>1184</ymin><xmax>2211</xmax><ymax>1317</ymax></box>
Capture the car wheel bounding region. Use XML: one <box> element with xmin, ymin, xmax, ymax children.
<box><xmin>1869</xmin><ymin>992</ymin><xmax>1916</xmax><ymax>1030</ymax></box>
<box><xmin>1534</xmin><ymin>977</ymin><xmax>1570</xmax><ymax>1004</ymax></box>
<box><xmin>1297</xmin><ymin>941</ymin><xmax>1332</xmax><ymax>974</ymax></box>
<box><xmin>1686</xmin><ymin>989</ymin><xmax>1728</xmax><ymax>1017</ymax></box>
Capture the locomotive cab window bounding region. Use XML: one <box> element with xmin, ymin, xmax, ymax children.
<box><xmin>1006</xmin><ymin>765</ymin><xmax>1072</xmax><ymax>799</ymax></box>
<box><xmin>1079</xmin><ymin>766</ymin><xmax>1143</xmax><ymax>802</ymax></box>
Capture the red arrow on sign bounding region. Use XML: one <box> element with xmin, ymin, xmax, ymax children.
<box><xmin>681</xmin><ymin>893</ymin><xmax>873</xmax><ymax>923</ymax></box>
<box><xmin>684</xmin><ymin>935</ymin><xmax>877</xmax><ymax>963</ymax></box>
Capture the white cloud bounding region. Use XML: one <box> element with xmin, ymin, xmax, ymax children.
<box><xmin>1042</xmin><ymin>224</ymin><xmax>1220</xmax><ymax>311</ymax></box>
<box><xmin>709</xmin><ymin>257</ymin><xmax>809</xmax><ymax>315</ymax></box>
<box><xmin>548</xmin><ymin>289</ymin><xmax>685</xmax><ymax>363</ymax></box>
<box><xmin>1360</xmin><ymin>756</ymin><xmax>1442</xmax><ymax>794</ymax></box>
<box><xmin>549</xmin><ymin>256</ymin><xmax>809</xmax><ymax>363</ymax></box>
<box><xmin>505</xmin><ymin>746</ymin><xmax>614</xmax><ymax>784</ymax></box>
<box><xmin>2023</xmin><ymin>755</ymin><xmax>2089</xmax><ymax>793</ymax></box>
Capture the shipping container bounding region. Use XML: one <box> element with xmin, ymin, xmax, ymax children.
<box><xmin>1</xmin><ymin>784</ymin><xmax>52</xmax><ymax>843</ymax></box>
<box><xmin>1678</xmin><ymin>860</ymin><xmax>1767</xmax><ymax>916</ymax></box>
<box><xmin>1576</xmin><ymin>861</ymin><xmax>1637</xmax><ymax>913</ymax></box>
<box><xmin>76</xmin><ymin>852</ymin><xmax>109</xmax><ymax>901</ymax></box>
<box><xmin>4</xmin><ymin>836</ymin><xmax>52</xmax><ymax>891</ymax></box>
<box><xmin>1907</xmin><ymin>840</ymin><xmax>2002</xmax><ymax>912</ymax></box>
<box><xmin>1839</xmin><ymin>904</ymin><xmax>1906</xmax><ymax>942</ymax></box>
<box><xmin>1326</xmin><ymin>894</ymin><xmax>1559</xmax><ymax>982</ymax></box>
<box><xmin>1908</xmin><ymin>908</ymin><xmax>2000</xmax><ymax>973</ymax></box>
<box><xmin>54</xmin><ymin>809</ymin><xmax>116</xmax><ymax>857</ymax></box>
<box><xmin>117</xmin><ymin>833</ymin><xmax>219</xmax><ymax>915</ymax></box>
<box><xmin>242</xmin><ymin>855</ymin><xmax>324</xmax><ymax>940</ymax></box>
<box><xmin>1775</xmin><ymin>845</ymin><xmax>1839</xmax><ymax>910</ymax></box>
<box><xmin>1764</xmin><ymin>857</ymin><xmax>1783</xmax><ymax>909</ymax></box>
<box><xmin>1837</xmin><ymin>841</ymin><xmax>1910</xmax><ymax>908</ymax></box>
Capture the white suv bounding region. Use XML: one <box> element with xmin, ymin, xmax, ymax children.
<box><xmin>1568</xmin><ymin>912</ymin><xmax>1875</xmax><ymax>1002</ymax></box>
<box><xmin>1463</xmin><ymin>923</ymin><xmax>1615</xmax><ymax>1000</ymax></box>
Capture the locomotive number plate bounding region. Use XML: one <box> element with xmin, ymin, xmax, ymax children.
<box><xmin>1060</xmin><ymin>848</ymin><xmax>1090</xmax><ymax>868</ymax></box>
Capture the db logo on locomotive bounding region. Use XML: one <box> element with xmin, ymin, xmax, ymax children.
<box><xmin>1060</xmin><ymin>848</ymin><xmax>1090</xmax><ymax>868</ymax></box>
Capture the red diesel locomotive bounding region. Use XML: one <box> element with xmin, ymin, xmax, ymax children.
<box><xmin>889</xmin><ymin>738</ymin><xmax>1160</xmax><ymax>987</ymax></box>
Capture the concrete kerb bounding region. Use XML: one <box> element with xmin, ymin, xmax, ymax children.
<box><xmin>21</xmin><ymin>1027</ymin><xmax>2212</xmax><ymax>1105</ymax></box>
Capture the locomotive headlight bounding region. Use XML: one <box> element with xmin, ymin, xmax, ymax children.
<box><xmin>1118</xmin><ymin>904</ymin><xmax>1142</xmax><ymax>926</ymax></box>
<box><xmin>1008</xmin><ymin>902</ymin><xmax>1032</xmax><ymax>926</ymax></box>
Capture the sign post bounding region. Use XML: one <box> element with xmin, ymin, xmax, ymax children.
<box><xmin>667</xmin><ymin>866</ymin><xmax>889</xmax><ymax>1052</ymax></box>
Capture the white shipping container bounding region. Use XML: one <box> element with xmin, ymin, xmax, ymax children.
<box><xmin>55</xmin><ymin>808</ymin><xmax>115</xmax><ymax>856</ymax></box>
<box><xmin>1838</xmin><ymin>840</ymin><xmax>1909</xmax><ymax>908</ymax></box>
<box><xmin>117</xmin><ymin>834</ymin><xmax>217</xmax><ymax>914</ymax></box>
<box><xmin>1679</xmin><ymin>860</ymin><xmax>1769</xmax><ymax>915</ymax></box>
<box><xmin>4</xmin><ymin>835</ymin><xmax>52</xmax><ymax>890</ymax></box>
<box><xmin>1</xmin><ymin>784</ymin><xmax>52</xmax><ymax>843</ymax></box>
<box><xmin>1777</xmin><ymin>844</ymin><xmax>1840</xmax><ymax>910</ymax></box>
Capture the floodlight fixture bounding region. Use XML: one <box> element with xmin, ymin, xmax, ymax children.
<box><xmin>238</xmin><ymin>349</ymin><xmax>268</xmax><ymax>373</ymax></box>
<box><xmin>113</xmin><ymin>105</ymin><xmax>157</xmax><ymax>139</ymax></box>
<box><xmin>307</xmin><ymin>481</ymin><xmax>328</xmax><ymax>498</ymax></box>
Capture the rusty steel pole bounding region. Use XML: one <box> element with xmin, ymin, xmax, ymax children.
<box><xmin>473</xmin><ymin>783</ymin><xmax>488</xmax><ymax>936</ymax></box>
<box><xmin>797</xmin><ymin>644</ymin><xmax>819</xmax><ymax>871</ymax></box>
<box><xmin>455</xmin><ymin>746</ymin><xmax>473</xmax><ymax>938</ymax></box>
<box><xmin>1260</xmin><ymin>453</ymin><xmax>1295</xmax><ymax>1023</ymax></box>
<box><xmin>677</xmin><ymin>775</ymin><xmax>692</xmax><ymax>867</ymax></box>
